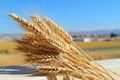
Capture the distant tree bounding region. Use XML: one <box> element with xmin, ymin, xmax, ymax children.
<box><xmin>110</xmin><ymin>33</ymin><xmax>117</xmax><ymax>38</ymax></box>
<box><xmin>72</xmin><ymin>35</ymin><xmax>77</xmax><ymax>38</ymax></box>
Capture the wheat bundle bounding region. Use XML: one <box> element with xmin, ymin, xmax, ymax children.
<box><xmin>9</xmin><ymin>13</ymin><xmax>115</xmax><ymax>80</ymax></box>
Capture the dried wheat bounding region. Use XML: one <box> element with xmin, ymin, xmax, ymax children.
<box><xmin>9</xmin><ymin>13</ymin><xmax>117</xmax><ymax>80</ymax></box>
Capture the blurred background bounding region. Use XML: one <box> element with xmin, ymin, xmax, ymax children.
<box><xmin>0</xmin><ymin>0</ymin><xmax>120</xmax><ymax>66</ymax></box>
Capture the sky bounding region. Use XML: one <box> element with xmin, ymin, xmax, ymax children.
<box><xmin>0</xmin><ymin>0</ymin><xmax>120</xmax><ymax>34</ymax></box>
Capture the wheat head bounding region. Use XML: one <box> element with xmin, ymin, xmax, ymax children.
<box><xmin>9</xmin><ymin>13</ymin><xmax>116</xmax><ymax>80</ymax></box>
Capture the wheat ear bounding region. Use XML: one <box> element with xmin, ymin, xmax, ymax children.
<box><xmin>9</xmin><ymin>14</ymin><xmax>68</xmax><ymax>53</ymax></box>
<box><xmin>44</xmin><ymin>17</ymin><xmax>73</xmax><ymax>44</ymax></box>
<box><xmin>36</xmin><ymin>66</ymin><xmax>72</xmax><ymax>75</ymax></box>
<box><xmin>9</xmin><ymin>13</ymin><xmax>116</xmax><ymax>80</ymax></box>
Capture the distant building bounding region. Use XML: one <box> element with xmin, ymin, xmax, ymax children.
<box><xmin>73</xmin><ymin>37</ymin><xmax>92</xmax><ymax>42</ymax></box>
<box><xmin>83</xmin><ymin>38</ymin><xmax>91</xmax><ymax>42</ymax></box>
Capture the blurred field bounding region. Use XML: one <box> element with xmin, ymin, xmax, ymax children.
<box><xmin>0</xmin><ymin>42</ymin><xmax>26</xmax><ymax>66</ymax></box>
<box><xmin>76</xmin><ymin>41</ymin><xmax>120</xmax><ymax>60</ymax></box>
<box><xmin>0</xmin><ymin>42</ymin><xmax>17</xmax><ymax>55</ymax></box>
<box><xmin>0</xmin><ymin>41</ymin><xmax>120</xmax><ymax>66</ymax></box>
<box><xmin>0</xmin><ymin>42</ymin><xmax>16</xmax><ymax>50</ymax></box>
<box><xmin>0</xmin><ymin>54</ymin><xmax>25</xmax><ymax>66</ymax></box>
<box><xmin>76</xmin><ymin>41</ymin><xmax>120</xmax><ymax>48</ymax></box>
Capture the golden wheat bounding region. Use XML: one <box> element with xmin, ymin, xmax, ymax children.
<box><xmin>9</xmin><ymin>13</ymin><xmax>117</xmax><ymax>80</ymax></box>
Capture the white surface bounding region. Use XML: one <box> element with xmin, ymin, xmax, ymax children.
<box><xmin>0</xmin><ymin>74</ymin><xmax>47</xmax><ymax>80</ymax></box>
<box><xmin>96</xmin><ymin>58</ymin><xmax>120</xmax><ymax>67</ymax></box>
<box><xmin>96</xmin><ymin>58</ymin><xmax>120</xmax><ymax>73</ymax></box>
<box><xmin>0</xmin><ymin>58</ymin><xmax>120</xmax><ymax>80</ymax></box>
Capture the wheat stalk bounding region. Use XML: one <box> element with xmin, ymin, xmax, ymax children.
<box><xmin>63</xmin><ymin>74</ymin><xmax>70</xmax><ymax>80</ymax></box>
<box><xmin>47</xmin><ymin>75</ymin><xmax>57</xmax><ymax>80</ymax></box>
<box><xmin>9</xmin><ymin>13</ymin><xmax>116</xmax><ymax>80</ymax></box>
